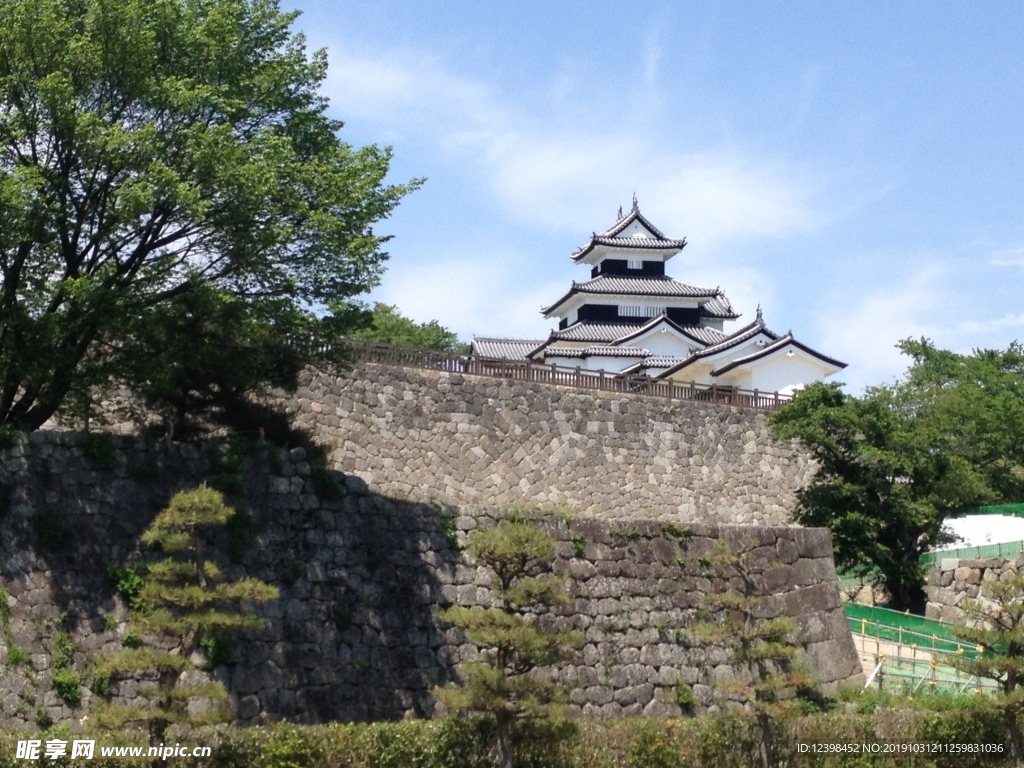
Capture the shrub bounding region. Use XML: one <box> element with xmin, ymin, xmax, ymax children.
<box><xmin>311</xmin><ymin>466</ymin><xmax>342</xmax><ymax>499</ymax></box>
<box><xmin>51</xmin><ymin>667</ymin><xmax>81</xmax><ymax>706</ymax></box>
<box><xmin>83</xmin><ymin>432</ymin><xmax>116</xmax><ymax>469</ymax></box>
<box><xmin>30</xmin><ymin>509</ymin><xmax>71</xmax><ymax>551</ymax></box>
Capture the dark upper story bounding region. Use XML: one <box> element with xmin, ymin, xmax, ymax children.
<box><xmin>591</xmin><ymin>258</ymin><xmax>666</xmax><ymax>278</ymax></box>
<box><xmin>570</xmin><ymin>202</ymin><xmax>687</xmax><ymax>266</ymax></box>
<box><xmin>562</xmin><ymin>304</ymin><xmax>706</xmax><ymax>329</ymax></box>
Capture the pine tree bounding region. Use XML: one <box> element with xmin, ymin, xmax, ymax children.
<box><xmin>940</xmin><ymin>574</ymin><xmax>1024</xmax><ymax>765</ymax></box>
<box><xmin>93</xmin><ymin>485</ymin><xmax>278</xmax><ymax>746</ymax></box>
<box><xmin>435</xmin><ymin>518</ymin><xmax>582</xmax><ymax>768</ymax></box>
<box><xmin>692</xmin><ymin>539</ymin><xmax>815</xmax><ymax>768</ymax></box>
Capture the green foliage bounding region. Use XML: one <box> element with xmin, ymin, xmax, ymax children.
<box><xmin>83</xmin><ymin>432</ymin><xmax>116</xmax><ymax>469</ymax></box>
<box><xmin>209</xmin><ymin>471</ymin><xmax>247</xmax><ymax>497</ymax></box>
<box><xmin>0</xmin><ymin>0</ymin><xmax>420</xmax><ymax>433</ymax></box>
<box><xmin>30</xmin><ymin>509</ymin><xmax>71</xmax><ymax>551</ymax></box>
<box><xmin>125</xmin><ymin>457</ymin><xmax>158</xmax><ymax>481</ymax></box>
<box><xmin>440</xmin><ymin>513</ymin><xmax>461</xmax><ymax>551</ymax></box>
<box><xmin>332</xmin><ymin>604</ymin><xmax>351</xmax><ymax>633</ymax></box>
<box><xmin>200</xmin><ymin>629</ymin><xmax>234</xmax><ymax>666</ymax></box>
<box><xmin>0</xmin><ymin>712</ymin><xmax>1016</xmax><ymax>768</ymax></box>
<box><xmin>349</xmin><ymin>302</ymin><xmax>467</xmax><ymax>352</ymax></box>
<box><xmin>609</xmin><ymin>524</ymin><xmax>641</xmax><ymax>544</ymax></box>
<box><xmin>93</xmin><ymin>484</ymin><xmax>279</xmax><ymax>746</ymax></box>
<box><xmin>771</xmin><ymin>340</ymin><xmax>1024</xmax><ymax>612</ymax></box>
<box><xmin>571</xmin><ymin>533</ymin><xmax>586</xmax><ymax>559</ymax></box>
<box><xmin>50</xmin><ymin>630</ymin><xmax>73</xmax><ymax>669</ymax></box>
<box><xmin>0</xmin><ymin>588</ymin><xmax>29</xmax><ymax>669</ymax></box>
<box><xmin>0</xmin><ymin>427</ymin><xmax>15</xmax><ymax>451</ymax></box>
<box><xmin>675</xmin><ymin>680</ymin><xmax>696</xmax><ymax>711</ymax></box>
<box><xmin>311</xmin><ymin>465</ymin><xmax>343</xmax><ymax>499</ymax></box>
<box><xmin>88</xmin><ymin>663</ymin><xmax>111</xmax><ymax>697</ymax></box>
<box><xmin>5</xmin><ymin>643</ymin><xmax>28</xmax><ymax>668</ymax></box>
<box><xmin>34</xmin><ymin>704</ymin><xmax>53</xmax><ymax>729</ymax></box>
<box><xmin>939</xmin><ymin>574</ymin><xmax>1024</xmax><ymax>763</ymax></box>
<box><xmin>660</xmin><ymin>522</ymin><xmax>691</xmax><ymax>546</ymax></box>
<box><xmin>436</xmin><ymin>519</ymin><xmax>583</xmax><ymax>768</ymax></box>
<box><xmin>282</xmin><ymin>556</ymin><xmax>302</xmax><ymax>584</ymax></box>
<box><xmin>50</xmin><ymin>667</ymin><xmax>81</xmax><ymax>707</ymax></box>
<box><xmin>691</xmin><ymin>540</ymin><xmax>816</xmax><ymax>768</ymax></box>
<box><xmin>106</xmin><ymin>564</ymin><xmax>150</xmax><ymax>613</ymax></box>
<box><xmin>227</xmin><ymin>508</ymin><xmax>256</xmax><ymax>563</ymax></box>
<box><xmin>45</xmin><ymin>627</ymin><xmax>81</xmax><ymax>706</ymax></box>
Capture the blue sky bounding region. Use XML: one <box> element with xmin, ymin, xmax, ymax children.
<box><xmin>282</xmin><ymin>1</ymin><xmax>1024</xmax><ymax>393</ymax></box>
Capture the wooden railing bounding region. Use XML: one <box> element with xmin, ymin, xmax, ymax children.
<box><xmin>326</xmin><ymin>339</ymin><xmax>791</xmax><ymax>412</ymax></box>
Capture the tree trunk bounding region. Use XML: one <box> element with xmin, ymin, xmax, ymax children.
<box><xmin>757</xmin><ymin>711</ymin><xmax>773</xmax><ymax>768</ymax></box>
<box><xmin>495</xmin><ymin>716</ymin><xmax>513</xmax><ymax>768</ymax></box>
<box><xmin>886</xmin><ymin>576</ymin><xmax>925</xmax><ymax>614</ymax></box>
<box><xmin>1007</xmin><ymin>707</ymin><xmax>1022</xmax><ymax>766</ymax></box>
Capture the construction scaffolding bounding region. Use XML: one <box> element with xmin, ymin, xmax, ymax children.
<box><xmin>845</xmin><ymin>604</ymin><xmax>999</xmax><ymax>694</ymax></box>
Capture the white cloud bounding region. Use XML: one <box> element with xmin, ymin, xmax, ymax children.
<box><xmin>315</xmin><ymin>38</ymin><xmax>841</xmax><ymax>366</ymax></box>
<box><xmin>369</xmin><ymin>250</ymin><xmax>561</xmax><ymax>343</ymax></box>
<box><xmin>988</xmin><ymin>248</ymin><xmax>1024</xmax><ymax>268</ymax></box>
<box><xmin>957</xmin><ymin>313</ymin><xmax>1024</xmax><ymax>335</ymax></box>
<box><xmin>320</xmin><ymin>44</ymin><xmax>824</xmax><ymax>247</ymax></box>
<box><xmin>819</xmin><ymin>265</ymin><xmax>947</xmax><ymax>393</ymax></box>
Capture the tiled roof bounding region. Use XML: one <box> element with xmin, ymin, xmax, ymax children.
<box><xmin>710</xmin><ymin>335</ymin><xmax>848</xmax><ymax>376</ymax></box>
<box><xmin>619</xmin><ymin>356</ymin><xmax>686</xmax><ymax>374</ymax></box>
<box><xmin>588</xmin><ymin>235</ymin><xmax>687</xmax><ymax>249</ymax></box>
<box><xmin>546</xmin><ymin>346</ymin><xmax>651</xmax><ymax>359</ymax></box>
<box><xmin>696</xmin><ymin>316</ymin><xmax>778</xmax><ymax>357</ymax></box>
<box><xmin>702</xmin><ymin>296</ymin><xmax>740</xmax><ymax>319</ymax></box>
<box><xmin>652</xmin><ymin>315</ymin><xmax>778</xmax><ymax>379</ymax></box>
<box><xmin>471</xmin><ymin>337</ymin><xmax>546</xmax><ymax>360</ymax></box>
<box><xmin>677</xmin><ymin>325</ymin><xmax>729</xmax><ymax>345</ymax></box>
<box><xmin>571</xmin><ymin>203</ymin><xmax>686</xmax><ymax>262</ymax></box>
<box><xmin>542</xmin><ymin>276</ymin><xmax>720</xmax><ymax>316</ymax></box>
<box><xmin>598</xmin><ymin>203</ymin><xmax>670</xmax><ymax>239</ymax></box>
<box><xmin>611</xmin><ymin>315</ymin><xmax>727</xmax><ymax>347</ymax></box>
<box><xmin>575</xmin><ymin>276</ymin><xmax>719</xmax><ymax>297</ymax></box>
<box><xmin>548</xmin><ymin>323</ymin><xmax>642</xmax><ymax>343</ymax></box>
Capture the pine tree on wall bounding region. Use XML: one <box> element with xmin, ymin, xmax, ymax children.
<box><xmin>434</xmin><ymin>517</ymin><xmax>582</xmax><ymax>768</ymax></box>
<box><xmin>92</xmin><ymin>485</ymin><xmax>278</xmax><ymax>747</ymax></box>
<box><xmin>692</xmin><ymin>539</ymin><xmax>817</xmax><ymax>768</ymax></box>
<box><xmin>940</xmin><ymin>575</ymin><xmax>1024</xmax><ymax>766</ymax></box>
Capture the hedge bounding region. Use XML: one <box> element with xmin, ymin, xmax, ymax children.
<box><xmin>0</xmin><ymin>707</ymin><xmax>1013</xmax><ymax>768</ymax></box>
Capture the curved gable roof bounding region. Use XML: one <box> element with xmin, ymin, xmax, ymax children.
<box><xmin>710</xmin><ymin>335</ymin><xmax>847</xmax><ymax>376</ymax></box>
<box><xmin>571</xmin><ymin>202</ymin><xmax>686</xmax><ymax>262</ymax></box>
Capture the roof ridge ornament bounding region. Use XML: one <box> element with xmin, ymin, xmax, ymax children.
<box><xmin>631</xmin><ymin>192</ymin><xmax>639</xmax><ymax>211</ymax></box>
<box><xmin>756</xmin><ymin>304</ymin><xmax>763</xmax><ymax>322</ymax></box>
<box><xmin>617</xmin><ymin>205</ymin><xmax>623</xmax><ymax>219</ymax></box>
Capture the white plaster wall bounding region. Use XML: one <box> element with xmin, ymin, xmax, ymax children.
<box><xmin>747</xmin><ymin>354</ymin><xmax>836</xmax><ymax>393</ymax></box>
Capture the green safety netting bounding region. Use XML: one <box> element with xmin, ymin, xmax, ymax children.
<box><xmin>951</xmin><ymin>503</ymin><xmax>1024</xmax><ymax>518</ymax></box>
<box><xmin>920</xmin><ymin>539</ymin><xmax>1024</xmax><ymax>566</ymax></box>
<box><xmin>837</xmin><ymin>503</ymin><xmax>1024</xmax><ymax>582</ymax></box>
<box><xmin>843</xmin><ymin>603</ymin><xmax>977</xmax><ymax>655</ymax></box>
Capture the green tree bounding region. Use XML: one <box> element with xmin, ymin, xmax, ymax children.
<box><xmin>349</xmin><ymin>302</ymin><xmax>466</xmax><ymax>352</ymax></box>
<box><xmin>110</xmin><ymin>283</ymin><xmax>359</xmax><ymax>437</ymax></box>
<box><xmin>770</xmin><ymin>340</ymin><xmax>1024</xmax><ymax>612</ymax></box>
<box><xmin>435</xmin><ymin>518</ymin><xmax>582</xmax><ymax>768</ymax></box>
<box><xmin>940</xmin><ymin>574</ymin><xmax>1024</xmax><ymax>765</ymax></box>
<box><xmin>692</xmin><ymin>539</ymin><xmax>815</xmax><ymax>768</ymax></box>
<box><xmin>0</xmin><ymin>0</ymin><xmax>419</xmax><ymax>431</ymax></box>
<box><xmin>92</xmin><ymin>485</ymin><xmax>278</xmax><ymax>746</ymax></box>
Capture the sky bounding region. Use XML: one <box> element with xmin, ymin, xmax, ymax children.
<box><xmin>280</xmin><ymin>1</ymin><xmax>1024</xmax><ymax>393</ymax></box>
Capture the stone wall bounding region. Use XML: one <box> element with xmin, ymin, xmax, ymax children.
<box><xmin>0</xmin><ymin>432</ymin><xmax>860</xmax><ymax>730</ymax></box>
<box><xmin>285</xmin><ymin>363</ymin><xmax>815</xmax><ymax>526</ymax></box>
<box><xmin>925</xmin><ymin>556</ymin><xmax>1024</xmax><ymax>623</ymax></box>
